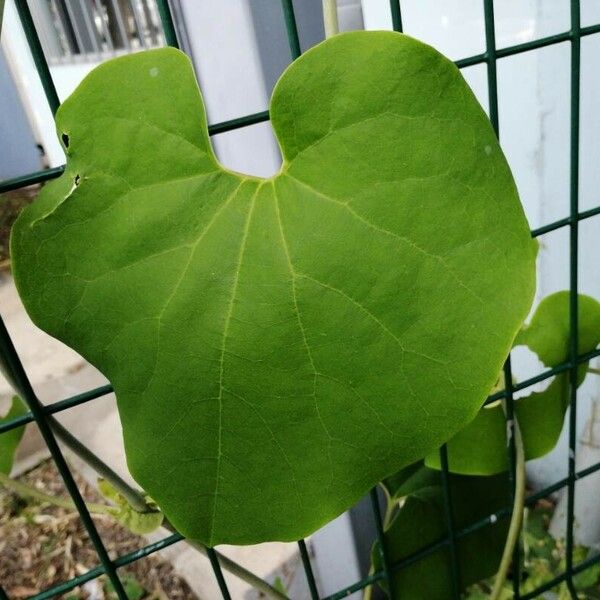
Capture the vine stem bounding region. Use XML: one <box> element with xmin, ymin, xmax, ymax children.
<box><xmin>47</xmin><ymin>415</ymin><xmax>151</xmax><ymax>513</ymax></box>
<box><xmin>4</xmin><ymin>374</ymin><xmax>151</xmax><ymax>513</ymax></box>
<box><xmin>0</xmin><ymin>470</ymin><xmax>287</xmax><ymax>599</ymax></box>
<box><xmin>322</xmin><ymin>0</ymin><xmax>339</xmax><ymax>38</ymax></box>
<box><xmin>0</xmin><ymin>471</ymin><xmax>113</xmax><ymax>515</ymax></box>
<box><xmin>4</xmin><ymin>369</ymin><xmax>288</xmax><ymax>599</ymax></box>
<box><xmin>490</xmin><ymin>409</ymin><xmax>526</xmax><ymax>600</ymax></box>
<box><xmin>363</xmin><ymin>570</ymin><xmax>374</xmax><ymax>600</ymax></box>
<box><xmin>23</xmin><ymin>417</ymin><xmax>288</xmax><ymax>599</ymax></box>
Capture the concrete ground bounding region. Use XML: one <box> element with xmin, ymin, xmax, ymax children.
<box><xmin>0</xmin><ymin>272</ymin><xmax>312</xmax><ymax>599</ymax></box>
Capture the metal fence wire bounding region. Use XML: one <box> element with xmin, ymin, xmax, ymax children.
<box><xmin>1</xmin><ymin>1</ymin><xmax>600</xmax><ymax>599</ymax></box>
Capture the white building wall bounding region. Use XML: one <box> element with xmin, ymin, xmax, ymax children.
<box><xmin>176</xmin><ymin>0</ymin><xmax>281</xmax><ymax>178</ymax></box>
<box><xmin>1</xmin><ymin>0</ymin><xmax>63</xmax><ymax>168</ymax></box>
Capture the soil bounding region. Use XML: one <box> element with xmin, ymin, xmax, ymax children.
<box><xmin>0</xmin><ymin>460</ymin><xmax>198</xmax><ymax>600</ymax></box>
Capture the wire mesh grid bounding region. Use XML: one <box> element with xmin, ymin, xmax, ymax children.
<box><xmin>1</xmin><ymin>0</ymin><xmax>600</xmax><ymax>598</ymax></box>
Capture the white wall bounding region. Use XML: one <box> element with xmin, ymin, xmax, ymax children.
<box><xmin>1</xmin><ymin>0</ymin><xmax>61</xmax><ymax>168</ymax></box>
<box><xmin>0</xmin><ymin>46</ymin><xmax>41</xmax><ymax>178</ymax></box>
<box><xmin>177</xmin><ymin>0</ymin><xmax>282</xmax><ymax>178</ymax></box>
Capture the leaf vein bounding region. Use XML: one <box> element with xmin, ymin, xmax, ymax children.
<box><xmin>272</xmin><ymin>182</ymin><xmax>335</xmax><ymax>491</ymax></box>
<box><xmin>285</xmin><ymin>173</ymin><xmax>485</xmax><ymax>306</ymax></box>
<box><xmin>208</xmin><ymin>181</ymin><xmax>260</xmax><ymax>545</ymax></box>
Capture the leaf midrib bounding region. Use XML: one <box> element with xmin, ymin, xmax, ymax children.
<box><xmin>208</xmin><ymin>181</ymin><xmax>260</xmax><ymax>546</ymax></box>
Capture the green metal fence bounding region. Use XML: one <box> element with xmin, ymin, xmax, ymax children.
<box><xmin>1</xmin><ymin>1</ymin><xmax>600</xmax><ymax>598</ymax></box>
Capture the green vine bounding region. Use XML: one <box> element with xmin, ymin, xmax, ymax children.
<box><xmin>0</xmin><ymin>470</ymin><xmax>114</xmax><ymax>516</ymax></box>
<box><xmin>47</xmin><ymin>415</ymin><xmax>151</xmax><ymax>513</ymax></box>
<box><xmin>0</xmin><ymin>468</ymin><xmax>288</xmax><ymax>600</ymax></box>
<box><xmin>489</xmin><ymin>409</ymin><xmax>526</xmax><ymax>600</ymax></box>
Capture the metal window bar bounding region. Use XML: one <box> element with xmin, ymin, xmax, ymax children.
<box><xmin>78</xmin><ymin>0</ymin><xmax>102</xmax><ymax>57</ymax></box>
<box><xmin>63</xmin><ymin>0</ymin><xmax>88</xmax><ymax>58</ymax></box>
<box><xmin>1</xmin><ymin>0</ymin><xmax>599</xmax><ymax>598</ymax></box>
<box><xmin>97</xmin><ymin>1</ymin><xmax>116</xmax><ymax>55</ymax></box>
<box><xmin>107</xmin><ymin>0</ymin><xmax>130</xmax><ymax>51</ymax></box>
<box><xmin>129</xmin><ymin>1</ymin><xmax>147</xmax><ymax>49</ymax></box>
<box><xmin>26</xmin><ymin>0</ymin><xmax>165</xmax><ymax>65</ymax></box>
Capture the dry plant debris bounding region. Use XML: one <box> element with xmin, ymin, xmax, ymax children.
<box><xmin>0</xmin><ymin>460</ymin><xmax>197</xmax><ymax>599</ymax></box>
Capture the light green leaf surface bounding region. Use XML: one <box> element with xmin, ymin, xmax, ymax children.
<box><xmin>374</xmin><ymin>465</ymin><xmax>510</xmax><ymax>599</ymax></box>
<box><xmin>426</xmin><ymin>292</ymin><xmax>600</xmax><ymax>475</ymax></box>
<box><xmin>0</xmin><ymin>396</ymin><xmax>27</xmax><ymax>475</ymax></box>
<box><xmin>11</xmin><ymin>32</ymin><xmax>536</xmax><ymax>544</ymax></box>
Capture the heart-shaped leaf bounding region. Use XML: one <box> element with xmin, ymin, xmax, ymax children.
<box><xmin>11</xmin><ymin>32</ymin><xmax>537</xmax><ymax>545</ymax></box>
<box><xmin>426</xmin><ymin>292</ymin><xmax>600</xmax><ymax>475</ymax></box>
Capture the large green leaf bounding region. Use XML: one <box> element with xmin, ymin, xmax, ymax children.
<box><xmin>374</xmin><ymin>465</ymin><xmax>510</xmax><ymax>599</ymax></box>
<box><xmin>11</xmin><ymin>32</ymin><xmax>536</xmax><ymax>545</ymax></box>
<box><xmin>426</xmin><ymin>292</ymin><xmax>600</xmax><ymax>475</ymax></box>
<box><xmin>0</xmin><ymin>396</ymin><xmax>27</xmax><ymax>475</ymax></box>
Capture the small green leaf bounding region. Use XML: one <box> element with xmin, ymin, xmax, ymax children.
<box><xmin>111</xmin><ymin>503</ymin><xmax>163</xmax><ymax>535</ymax></box>
<box><xmin>97</xmin><ymin>477</ymin><xmax>122</xmax><ymax>503</ymax></box>
<box><xmin>0</xmin><ymin>396</ymin><xmax>27</xmax><ymax>475</ymax></box>
<box><xmin>426</xmin><ymin>292</ymin><xmax>600</xmax><ymax>475</ymax></box>
<box><xmin>273</xmin><ymin>576</ymin><xmax>288</xmax><ymax>596</ymax></box>
<box><xmin>373</xmin><ymin>465</ymin><xmax>509</xmax><ymax>599</ymax></box>
<box><xmin>382</xmin><ymin>459</ymin><xmax>438</xmax><ymax>501</ymax></box>
<box><xmin>11</xmin><ymin>32</ymin><xmax>536</xmax><ymax>544</ymax></box>
<box><xmin>572</xmin><ymin>551</ymin><xmax>600</xmax><ymax>591</ymax></box>
<box><xmin>516</xmin><ymin>292</ymin><xmax>600</xmax><ymax>366</ymax></box>
<box><xmin>98</xmin><ymin>478</ymin><xmax>163</xmax><ymax>535</ymax></box>
<box><xmin>519</xmin><ymin>558</ymin><xmax>555</xmax><ymax>594</ymax></box>
<box><xmin>105</xmin><ymin>574</ymin><xmax>145</xmax><ymax>600</ymax></box>
<box><xmin>522</xmin><ymin>506</ymin><xmax>554</xmax><ymax>562</ymax></box>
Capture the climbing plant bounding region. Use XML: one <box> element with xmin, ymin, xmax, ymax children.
<box><xmin>9</xmin><ymin>30</ymin><xmax>536</xmax><ymax>547</ymax></box>
<box><xmin>372</xmin><ymin>291</ymin><xmax>600</xmax><ymax>599</ymax></box>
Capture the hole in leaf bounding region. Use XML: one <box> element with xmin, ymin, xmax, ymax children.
<box><xmin>61</xmin><ymin>133</ymin><xmax>69</xmax><ymax>148</ymax></box>
<box><xmin>74</xmin><ymin>174</ymin><xmax>80</xmax><ymax>186</ymax></box>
